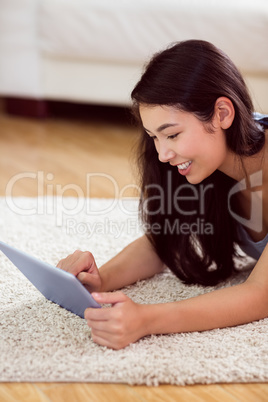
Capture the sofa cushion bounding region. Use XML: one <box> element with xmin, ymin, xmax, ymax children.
<box><xmin>39</xmin><ymin>0</ymin><xmax>268</xmax><ymax>74</ymax></box>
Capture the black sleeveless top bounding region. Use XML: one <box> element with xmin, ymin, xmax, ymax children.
<box><xmin>236</xmin><ymin>112</ymin><xmax>268</xmax><ymax>259</ymax></box>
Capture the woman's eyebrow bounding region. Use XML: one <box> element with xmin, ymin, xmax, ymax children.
<box><xmin>144</xmin><ymin>123</ymin><xmax>179</xmax><ymax>133</ymax></box>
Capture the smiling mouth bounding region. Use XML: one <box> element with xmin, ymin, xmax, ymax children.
<box><xmin>177</xmin><ymin>161</ymin><xmax>192</xmax><ymax>170</ymax></box>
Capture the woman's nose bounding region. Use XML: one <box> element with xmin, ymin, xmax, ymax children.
<box><xmin>158</xmin><ymin>144</ymin><xmax>176</xmax><ymax>163</ymax></box>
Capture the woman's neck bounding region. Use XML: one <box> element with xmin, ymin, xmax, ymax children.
<box><xmin>219</xmin><ymin>133</ymin><xmax>267</xmax><ymax>184</ymax></box>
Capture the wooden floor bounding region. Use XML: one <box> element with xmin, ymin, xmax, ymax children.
<box><xmin>0</xmin><ymin>100</ymin><xmax>267</xmax><ymax>401</ymax></box>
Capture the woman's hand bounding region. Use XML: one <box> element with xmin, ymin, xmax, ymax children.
<box><xmin>85</xmin><ymin>292</ymin><xmax>147</xmax><ymax>350</ymax></box>
<box><xmin>57</xmin><ymin>250</ymin><xmax>102</xmax><ymax>293</ymax></box>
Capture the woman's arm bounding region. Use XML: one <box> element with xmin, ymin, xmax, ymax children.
<box><xmin>147</xmin><ymin>243</ymin><xmax>268</xmax><ymax>333</ymax></box>
<box><xmin>99</xmin><ymin>235</ymin><xmax>164</xmax><ymax>291</ymax></box>
<box><xmin>142</xmin><ymin>276</ymin><xmax>267</xmax><ymax>335</ymax></box>
<box><xmin>85</xmin><ymin>244</ymin><xmax>268</xmax><ymax>349</ymax></box>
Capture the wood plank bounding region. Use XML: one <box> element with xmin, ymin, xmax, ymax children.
<box><xmin>133</xmin><ymin>384</ymin><xmax>239</xmax><ymax>402</ymax></box>
<box><xmin>0</xmin><ymin>384</ymin><xmax>50</xmax><ymax>402</ymax></box>
<box><xmin>38</xmin><ymin>383</ymin><xmax>142</xmax><ymax>402</ymax></box>
<box><xmin>0</xmin><ymin>107</ymin><xmax>138</xmax><ymax>198</ymax></box>
<box><xmin>222</xmin><ymin>383</ymin><xmax>268</xmax><ymax>401</ymax></box>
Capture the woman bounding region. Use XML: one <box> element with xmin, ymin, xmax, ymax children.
<box><xmin>57</xmin><ymin>40</ymin><xmax>268</xmax><ymax>349</ymax></box>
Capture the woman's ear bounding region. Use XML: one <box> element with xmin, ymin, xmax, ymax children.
<box><xmin>214</xmin><ymin>97</ymin><xmax>235</xmax><ymax>129</ymax></box>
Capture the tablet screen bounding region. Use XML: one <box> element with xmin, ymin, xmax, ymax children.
<box><xmin>0</xmin><ymin>240</ymin><xmax>101</xmax><ymax>318</ymax></box>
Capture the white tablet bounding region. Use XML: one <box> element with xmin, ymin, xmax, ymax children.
<box><xmin>0</xmin><ymin>240</ymin><xmax>101</xmax><ymax>318</ymax></box>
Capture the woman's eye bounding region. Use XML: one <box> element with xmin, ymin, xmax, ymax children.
<box><xmin>167</xmin><ymin>133</ymin><xmax>179</xmax><ymax>139</ymax></box>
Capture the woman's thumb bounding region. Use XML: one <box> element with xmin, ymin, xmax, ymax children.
<box><xmin>77</xmin><ymin>271</ymin><xmax>95</xmax><ymax>285</ymax></box>
<box><xmin>92</xmin><ymin>291</ymin><xmax>127</xmax><ymax>305</ymax></box>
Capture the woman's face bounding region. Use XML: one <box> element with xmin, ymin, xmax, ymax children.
<box><xmin>139</xmin><ymin>104</ymin><xmax>229</xmax><ymax>184</ymax></box>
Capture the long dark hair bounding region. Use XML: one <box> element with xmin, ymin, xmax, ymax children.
<box><xmin>131</xmin><ymin>40</ymin><xmax>265</xmax><ymax>286</ymax></box>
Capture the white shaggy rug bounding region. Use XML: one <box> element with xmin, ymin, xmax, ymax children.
<box><xmin>0</xmin><ymin>196</ymin><xmax>267</xmax><ymax>385</ymax></box>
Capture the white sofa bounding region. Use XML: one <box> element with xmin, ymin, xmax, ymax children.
<box><xmin>0</xmin><ymin>0</ymin><xmax>268</xmax><ymax>112</ymax></box>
